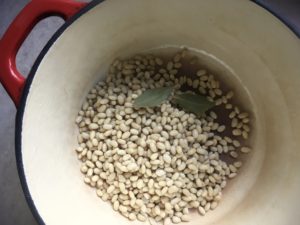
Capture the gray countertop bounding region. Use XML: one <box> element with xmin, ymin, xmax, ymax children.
<box><xmin>0</xmin><ymin>0</ymin><xmax>299</xmax><ymax>224</ymax></box>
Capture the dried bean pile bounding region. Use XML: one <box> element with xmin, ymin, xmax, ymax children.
<box><xmin>75</xmin><ymin>50</ymin><xmax>252</xmax><ymax>224</ymax></box>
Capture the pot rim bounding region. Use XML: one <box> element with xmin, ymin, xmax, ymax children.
<box><xmin>253</xmin><ymin>0</ymin><xmax>300</xmax><ymax>38</ymax></box>
<box><xmin>14</xmin><ymin>1</ymin><xmax>299</xmax><ymax>225</ymax></box>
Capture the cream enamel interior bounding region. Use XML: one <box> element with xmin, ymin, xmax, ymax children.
<box><xmin>20</xmin><ymin>0</ymin><xmax>300</xmax><ymax>224</ymax></box>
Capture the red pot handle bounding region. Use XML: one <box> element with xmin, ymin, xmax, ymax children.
<box><xmin>0</xmin><ymin>0</ymin><xmax>87</xmax><ymax>107</ymax></box>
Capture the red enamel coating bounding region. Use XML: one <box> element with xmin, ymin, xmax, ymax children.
<box><xmin>0</xmin><ymin>0</ymin><xmax>87</xmax><ymax>106</ymax></box>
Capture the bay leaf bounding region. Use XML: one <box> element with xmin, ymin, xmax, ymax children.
<box><xmin>174</xmin><ymin>93</ymin><xmax>214</xmax><ymax>116</ymax></box>
<box><xmin>134</xmin><ymin>86</ymin><xmax>173</xmax><ymax>108</ymax></box>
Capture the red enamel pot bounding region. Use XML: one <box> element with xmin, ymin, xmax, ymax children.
<box><xmin>1</xmin><ymin>0</ymin><xmax>300</xmax><ymax>224</ymax></box>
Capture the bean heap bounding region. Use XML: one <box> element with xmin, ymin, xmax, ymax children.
<box><xmin>75</xmin><ymin>50</ymin><xmax>252</xmax><ymax>224</ymax></box>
